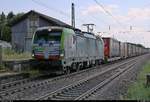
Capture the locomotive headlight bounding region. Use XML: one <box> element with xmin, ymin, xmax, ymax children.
<box><xmin>60</xmin><ymin>49</ymin><xmax>64</xmax><ymax>58</ymax></box>
<box><xmin>32</xmin><ymin>50</ymin><xmax>35</xmax><ymax>57</ymax></box>
<box><xmin>60</xmin><ymin>53</ymin><xmax>64</xmax><ymax>57</ymax></box>
<box><xmin>48</xmin><ymin>28</ymin><xmax>51</xmax><ymax>31</ymax></box>
<box><xmin>32</xmin><ymin>54</ymin><xmax>35</xmax><ymax>57</ymax></box>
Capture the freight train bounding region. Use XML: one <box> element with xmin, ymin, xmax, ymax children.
<box><xmin>102</xmin><ymin>38</ymin><xmax>148</xmax><ymax>62</ymax></box>
<box><xmin>31</xmin><ymin>26</ymin><xmax>149</xmax><ymax>74</ymax></box>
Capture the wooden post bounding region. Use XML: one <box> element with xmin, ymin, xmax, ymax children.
<box><xmin>146</xmin><ymin>74</ymin><xmax>150</xmax><ymax>86</ymax></box>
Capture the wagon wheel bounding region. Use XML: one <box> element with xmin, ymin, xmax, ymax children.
<box><xmin>72</xmin><ymin>63</ymin><xmax>76</xmax><ymax>72</ymax></box>
<box><xmin>63</xmin><ymin>67</ymin><xmax>70</xmax><ymax>75</ymax></box>
<box><xmin>98</xmin><ymin>60</ymin><xmax>101</xmax><ymax>65</ymax></box>
<box><xmin>76</xmin><ymin>64</ymin><xmax>81</xmax><ymax>72</ymax></box>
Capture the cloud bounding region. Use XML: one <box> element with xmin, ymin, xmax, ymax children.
<box><xmin>79</xmin><ymin>4</ymin><xmax>150</xmax><ymax>46</ymax></box>
<box><xmin>81</xmin><ymin>4</ymin><xmax>150</xmax><ymax>25</ymax></box>
<box><xmin>128</xmin><ymin>8</ymin><xmax>150</xmax><ymax>20</ymax></box>
<box><xmin>81</xmin><ymin>4</ymin><xmax>119</xmax><ymax>16</ymax></box>
<box><xmin>80</xmin><ymin>4</ymin><xmax>150</xmax><ymax>47</ymax></box>
<box><xmin>115</xmin><ymin>7</ymin><xmax>150</xmax><ymax>24</ymax></box>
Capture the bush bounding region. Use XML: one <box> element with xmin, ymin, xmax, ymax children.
<box><xmin>2</xmin><ymin>48</ymin><xmax>32</xmax><ymax>60</ymax></box>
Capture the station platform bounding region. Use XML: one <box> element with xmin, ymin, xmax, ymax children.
<box><xmin>0</xmin><ymin>72</ymin><xmax>18</xmax><ymax>78</ymax></box>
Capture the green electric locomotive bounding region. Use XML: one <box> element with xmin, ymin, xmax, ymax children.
<box><xmin>32</xmin><ymin>26</ymin><xmax>104</xmax><ymax>74</ymax></box>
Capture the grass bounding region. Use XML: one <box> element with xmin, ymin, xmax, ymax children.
<box><xmin>0</xmin><ymin>63</ymin><xmax>13</xmax><ymax>73</ymax></box>
<box><xmin>124</xmin><ymin>61</ymin><xmax>150</xmax><ymax>100</ymax></box>
<box><xmin>0</xmin><ymin>64</ymin><xmax>7</xmax><ymax>72</ymax></box>
<box><xmin>2</xmin><ymin>48</ymin><xmax>32</xmax><ymax>61</ymax></box>
<box><xmin>0</xmin><ymin>48</ymin><xmax>37</xmax><ymax>75</ymax></box>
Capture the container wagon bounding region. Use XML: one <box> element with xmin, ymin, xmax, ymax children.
<box><xmin>102</xmin><ymin>37</ymin><xmax>121</xmax><ymax>62</ymax></box>
<box><xmin>135</xmin><ymin>46</ymin><xmax>139</xmax><ymax>56</ymax></box>
<box><xmin>120</xmin><ymin>42</ymin><xmax>128</xmax><ymax>59</ymax></box>
<box><xmin>126</xmin><ymin>43</ymin><xmax>133</xmax><ymax>57</ymax></box>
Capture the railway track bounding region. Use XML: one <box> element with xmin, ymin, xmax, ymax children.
<box><xmin>0</xmin><ymin>73</ymin><xmax>29</xmax><ymax>83</ymax></box>
<box><xmin>0</xmin><ymin>55</ymin><xmax>145</xmax><ymax>100</ymax></box>
<box><xmin>0</xmin><ymin>73</ymin><xmax>29</xmax><ymax>85</ymax></box>
<box><xmin>0</xmin><ymin>74</ymin><xmax>56</xmax><ymax>91</ymax></box>
<box><xmin>37</xmin><ymin>57</ymin><xmax>138</xmax><ymax>100</ymax></box>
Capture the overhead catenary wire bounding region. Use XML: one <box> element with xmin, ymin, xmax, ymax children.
<box><xmin>93</xmin><ymin>0</ymin><xmax>126</xmax><ymax>29</ymax></box>
<box><xmin>93</xmin><ymin>0</ymin><xmax>150</xmax><ymax>47</ymax></box>
<box><xmin>31</xmin><ymin>0</ymin><xmax>70</xmax><ymax>17</ymax></box>
<box><xmin>31</xmin><ymin>0</ymin><xmax>104</xmax><ymax>32</ymax></box>
<box><xmin>31</xmin><ymin>0</ymin><xmax>87</xmax><ymax>26</ymax></box>
<box><xmin>93</xmin><ymin>0</ymin><xmax>137</xmax><ymax>41</ymax></box>
<box><xmin>31</xmin><ymin>0</ymin><xmax>126</xmax><ymax>33</ymax></box>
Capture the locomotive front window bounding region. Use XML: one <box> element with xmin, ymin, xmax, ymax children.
<box><xmin>48</xmin><ymin>32</ymin><xmax>61</xmax><ymax>42</ymax></box>
<box><xmin>34</xmin><ymin>30</ymin><xmax>62</xmax><ymax>44</ymax></box>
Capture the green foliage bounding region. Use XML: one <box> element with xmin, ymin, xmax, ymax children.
<box><xmin>7</xmin><ymin>11</ymin><xmax>15</xmax><ymax>26</ymax></box>
<box><xmin>0</xmin><ymin>64</ymin><xmax>6</xmax><ymax>71</ymax></box>
<box><xmin>2</xmin><ymin>48</ymin><xmax>32</xmax><ymax>61</ymax></box>
<box><xmin>10</xmin><ymin>13</ymin><xmax>24</xmax><ymax>26</ymax></box>
<box><xmin>7</xmin><ymin>11</ymin><xmax>14</xmax><ymax>20</ymax></box>
<box><xmin>1</xmin><ymin>26</ymin><xmax>11</xmax><ymax>41</ymax></box>
<box><xmin>0</xmin><ymin>12</ymin><xmax>6</xmax><ymax>23</ymax></box>
<box><xmin>125</xmin><ymin>61</ymin><xmax>150</xmax><ymax>100</ymax></box>
<box><xmin>0</xmin><ymin>11</ymin><xmax>24</xmax><ymax>42</ymax></box>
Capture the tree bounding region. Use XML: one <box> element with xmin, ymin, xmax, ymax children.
<box><xmin>0</xmin><ymin>12</ymin><xmax>24</xmax><ymax>42</ymax></box>
<box><xmin>7</xmin><ymin>11</ymin><xmax>14</xmax><ymax>20</ymax></box>
<box><xmin>0</xmin><ymin>12</ymin><xmax>6</xmax><ymax>23</ymax></box>
<box><xmin>10</xmin><ymin>13</ymin><xmax>24</xmax><ymax>25</ymax></box>
<box><xmin>0</xmin><ymin>12</ymin><xmax>6</xmax><ymax>40</ymax></box>
<box><xmin>7</xmin><ymin>11</ymin><xmax>15</xmax><ymax>25</ymax></box>
<box><xmin>1</xmin><ymin>26</ymin><xmax>11</xmax><ymax>42</ymax></box>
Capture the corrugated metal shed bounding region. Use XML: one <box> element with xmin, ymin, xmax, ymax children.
<box><xmin>11</xmin><ymin>10</ymin><xmax>72</xmax><ymax>28</ymax></box>
<box><xmin>11</xmin><ymin>10</ymin><xmax>73</xmax><ymax>52</ymax></box>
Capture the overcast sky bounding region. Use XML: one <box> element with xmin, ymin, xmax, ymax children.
<box><xmin>1</xmin><ymin>0</ymin><xmax>150</xmax><ymax>47</ymax></box>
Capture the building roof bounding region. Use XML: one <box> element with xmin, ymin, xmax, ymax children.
<box><xmin>11</xmin><ymin>10</ymin><xmax>73</xmax><ymax>28</ymax></box>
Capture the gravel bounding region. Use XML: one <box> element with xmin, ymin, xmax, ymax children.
<box><xmin>86</xmin><ymin>54</ymin><xmax>150</xmax><ymax>100</ymax></box>
<box><xmin>1</xmin><ymin>55</ymin><xmax>147</xmax><ymax>100</ymax></box>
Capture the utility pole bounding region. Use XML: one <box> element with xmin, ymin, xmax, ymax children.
<box><xmin>82</xmin><ymin>23</ymin><xmax>95</xmax><ymax>33</ymax></box>
<box><xmin>130</xmin><ymin>26</ymin><xmax>132</xmax><ymax>31</ymax></box>
<box><xmin>71</xmin><ymin>3</ymin><xmax>75</xmax><ymax>28</ymax></box>
<box><xmin>109</xmin><ymin>25</ymin><xmax>111</xmax><ymax>31</ymax></box>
